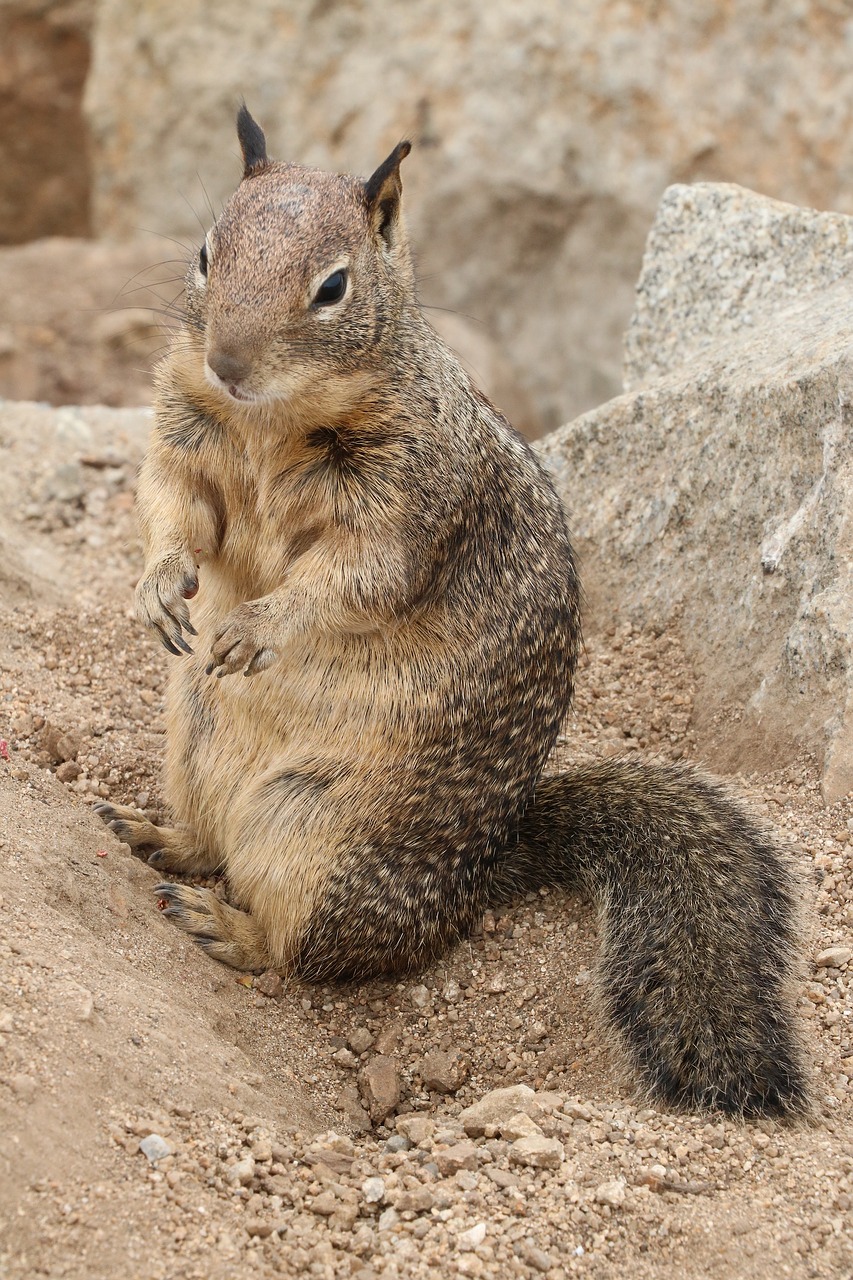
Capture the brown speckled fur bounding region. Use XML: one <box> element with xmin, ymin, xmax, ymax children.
<box><xmin>97</xmin><ymin>110</ymin><xmax>808</xmax><ymax>1117</ymax></box>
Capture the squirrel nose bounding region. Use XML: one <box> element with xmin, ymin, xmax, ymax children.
<box><xmin>206</xmin><ymin>348</ymin><xmax>253</xmax><ymax>384</ymax></box>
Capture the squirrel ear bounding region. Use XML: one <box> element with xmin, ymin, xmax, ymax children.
<box><xmin>364</xmin><ymin>141</ymin><xmax>412</xmax><ymax>246</ymax></box>
<box><xmin>237</xmin><ymin>103</ymin><xmax>269</xmax><ymax>177</ymax></box>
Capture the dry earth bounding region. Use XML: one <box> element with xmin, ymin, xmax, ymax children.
<box><xmin>0</xmin><ymin>403</ymin><xmax>851</xmax><ymax>1280</ymax></box>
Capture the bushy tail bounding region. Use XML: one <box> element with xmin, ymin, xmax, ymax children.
<box><xmin>497</xmin><ymin>759</ymin><xmax>808</xmax><ymax>1117</ymax></box>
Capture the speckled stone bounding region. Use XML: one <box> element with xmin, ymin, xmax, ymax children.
<box><xmin>539</xmin><ymin>184</ymin><xmax>853</xmax><ymax>800</ymax></box>
<box><xmin>625</xmin><ymin>183</ymin><xmax>853</xmax><ymax>388</ymax></box>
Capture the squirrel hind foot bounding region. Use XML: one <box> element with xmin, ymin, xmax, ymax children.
<box><xmin>94</xmin><ymin>801</ymin><xmax>163</xmax><ymax>850</ymax></box>
<box><xmin>94</xmin><ymin>802</ymin><xmax>219</xmax><ymax>875</ymax></box>
<box><xmin>154</xmin><ymin>883</ymin><xmax>269</xmax><ymax>971</ymax></box>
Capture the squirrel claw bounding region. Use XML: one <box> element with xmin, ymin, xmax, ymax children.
<box><xmin>154</xmin><ymin>625</ymin><xmax>183</xmax><ymax>656</ymax></box>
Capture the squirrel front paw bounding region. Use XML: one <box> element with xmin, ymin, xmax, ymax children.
<box><xmin>135</xmin><ymin>551</ymin><xmax>199</xmax><ymax>656</ymax></box>
<box><xmin>206</xmin><ymin>600</ymin><xmax>281</xmax><ymax>678</ymax></box>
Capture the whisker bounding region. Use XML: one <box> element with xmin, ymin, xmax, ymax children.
<box><xmin>85</xmin><ymin>291</ymin><xmax>187</xmax><ymax>322</ymax></box>
<box><xmin>196</xmin><ymin>172</ymin><xmax>219</xmax><ymax>226</ymax></box>
<box><xmin>99</xmin><ymin>302</ymin><xmax>201</xmax><ymax>334</ymax></box>
<box><xmin>133</xmin><ymin>227</ymin><xmax>195</xmax><ymax>256</ymax></box>
<box><xmin>110</xmin><ymin>344</ymin><xmax>171</xmax><ymax>364</ymax></box>
<box><xmin>115</xmin><ymin>262</ymin><xmax>189</xmax><ymax>295</ymax></box>
<box><xmin>177</xmin><ymin>190</ymin><xmax>210</xmax><ymax>241</ymax></box>
<box><xmin>117</xmin><ymin>277</ymin><xmax>187</xmax><ymax>298</ymax></box>
<box><xmin>420</xmin><ymin>303</ymin><xmax>485</xmax><ymax>326</ymax></box>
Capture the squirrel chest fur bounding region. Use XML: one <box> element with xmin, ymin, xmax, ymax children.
<box><xmin>97</xmin><ymin>109</ymin><xmax>808</xmax><ymax>1117</ymax></box>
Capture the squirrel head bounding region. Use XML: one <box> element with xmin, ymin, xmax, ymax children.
<box><xmin>185</xmin><ymin>106</ymin><xmax>413</xmax><ymax>417</ymax></box>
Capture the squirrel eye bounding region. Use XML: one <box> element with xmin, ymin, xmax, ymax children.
<box><xmin>313</xmin><ymin>269</ymin><xmax>347</xmax><ymax>306</ymax></box>
<box><xmin>198</xmin><ymin>243</ymin><xmax>208</xmax><ymax>277</ymax></box>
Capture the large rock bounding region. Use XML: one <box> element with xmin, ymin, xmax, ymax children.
<box><xmin>539</xmin><ymin>184</ymin><xmax>853</xmax><ymax>801</ymax></box>
<box><xmin>83</xmin><ymin>2</ymin><xmax>853</xmax><ymax>432</ymax></box>
<box><xmin>624</xmin><ymin>184</ymin><xmax>853</xmax><ymax>387</ymax></box>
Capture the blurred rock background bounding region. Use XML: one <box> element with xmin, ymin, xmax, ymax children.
<box><xmin>3</xmin><ymin>0</ymin><xmax>853</xmax><ymax>430</ymax></box>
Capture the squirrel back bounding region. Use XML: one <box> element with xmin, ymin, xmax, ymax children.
<box><xmin>100</xmin><ymin>108</ymin><xmax>807</xmax><ymax>1119</ymax></box>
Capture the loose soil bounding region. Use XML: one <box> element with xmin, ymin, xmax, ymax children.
<box><xmin>0</xmin><ymin>402</ymin><xmax>851</xmax><ymax>1280</ymax></box>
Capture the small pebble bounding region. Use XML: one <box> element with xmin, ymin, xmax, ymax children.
<box><xmin>457</xmin><ymin>1222</ymin><xmax>486</xmax><ymax>1251</ymax></box>
<box><xmin>594</xmin><ymin>1178</ymin><xmax>627</xmax><ymax>1208</ymax></box>
<box><xmin>348</xmin><ymin>1027</ymin><xmax>374</xmax><ymax>1055</ymax></box>
<box><xmin>384</xmin><ymin>1134</ymin><xmax>410</xmax><ymax>1153</ymax></box>
<box><xmin>408</xmin><ymin>984</ymin><xmax>431</xmax><ymax>1009</ymax></box>
<box><xmin>254</xmin><ymin>971</ymin><xmax>283</xmax><ymax>999</ymax></box>
<box><xmin>377</xmin><ymin>1207</ymin><xmax>399</xmax><ymax>1232</ymax></box>
<box><xmin>244</xmin><ymin>1219</ymin><xmax>274</xmax><ymax>1238</ymax></box>
<box><xmin>459</xmin><ymin>1084</ymin><xmax>540</xmax><ymax>1137</ymax></box>
<box><xmin>435</xmin><ymin>1142</ymin><xmax>479</xmax><ymax>1176</ymax></box>
<box><xmin>251</xmin><ymin>1137</ymin><xmax>272</xmax><ymax>1162</ymax></box>
<box><xmin>508</xmin><ymin>1135</ymin><xmax>564</xmax><ymax>1170</ymax></box>
<box><xmin>500</xmin><ymin>1114</ymin><xmax>542</xmax><ymax>1145</ymax></box>
<box><xmin>396</xmin><ymin>1114</ymin><xmax>435</xmax><ymax>1146</ymax></box>
<box><xmin>522</xmin><ymin>1242</ymin><xmax>554</xmax><ymax>1273</ymax></box>
<box><xmin>361</xmin><ymin>1177</ymin><xmax>385</xmax><ymax>1204</ymax></box>
<box><xmin>139</xmin><ymin>1134</ymin><xmax>172</xmax><ymax>1163</ymax></box>
<box><xmin>358</xmin><ymin>1055</ymin><xmax>401</xmax><ymax>1121</ymax></box>
<box><xmin>227</xmin><ymin>1155</ymin><xmax>255</xmax><ymax>1186</ymax></box>
<box><xmin>420</xmin><ymin>1048</ymin><xmax>469</xmax><ymax>1094</ymax></box>
<box><xmin>310</xmin><ymin>1191</ymin><xmax>337</xmax><ymax>1216</ymax></box>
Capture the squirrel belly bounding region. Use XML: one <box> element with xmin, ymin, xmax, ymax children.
<box><xmin>96</xmin><ymin>106</ymin><xmax>808</xmax><ymax>1118</ymax></box>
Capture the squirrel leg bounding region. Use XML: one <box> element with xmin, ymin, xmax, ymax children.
<box><xmin>143</xmin><ymin>763</ymin><xmax>359</xmax><ymax>976</ymax></box>
<box><xmin>154</xmin><ymin>883</ymin><xmax>269</xmax><ymax>971</ymax></box>
<box><xmin>93</xmin><ymin>802</ymin><xmax>220</xmax><ymax>876</ymax></box>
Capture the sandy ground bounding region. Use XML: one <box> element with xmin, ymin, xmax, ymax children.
<box><xmin>0</xmin><ymin>401</ymin><xmax>851</xmax><ymax>1280</ymax></box>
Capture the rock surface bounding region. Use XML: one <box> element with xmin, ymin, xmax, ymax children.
<box><xmin>138</xmin><ymin>1133</ymin><xmax>172</xmax><ymax>1163</ymax></box>
<box><xmin>82</xmin><ymin>1</ymin><xmax>853</xmax><ymax>430</ymax></box>
<box><xmin>358</xmin><ymin>1055</ymin><xmax>402</xmax><ymax>1123</ymax></box>
<box><xmin>508</xmin><ymin>1134</ymin><xmax>565</xmax><ymax>1170</ymax></box>
<box><xmin>419</xmin><ymin>1049</ymin><xmax>469</xmax><ymax>1095</ymax></box>
<box><xmin>540</xmin><ymin>183</ymin><xmax>853</xmax><ymax>800</ymax></box>
<box><xmin>625</xmin><ymin>183</ymin><xmax>853</xmax><ymax>387</ymax></box>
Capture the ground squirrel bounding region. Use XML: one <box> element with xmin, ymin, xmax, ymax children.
<box><xmin>96</xmin><ymin>107</ymin><xmax>807</xmax><ymax>1117</ymax></box>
